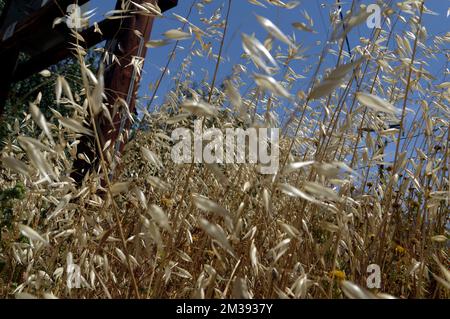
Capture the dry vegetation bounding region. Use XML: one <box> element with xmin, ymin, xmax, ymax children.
<box><xmin>0</xmin><ymin>0</ymin><xmax>449</xmax><ymax>299</ymax></box>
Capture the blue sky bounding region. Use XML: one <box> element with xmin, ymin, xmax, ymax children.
<box><xmin>86</xmin><ymin>0</ymin><xmax>450</xmax><ymax>110</ymax></box>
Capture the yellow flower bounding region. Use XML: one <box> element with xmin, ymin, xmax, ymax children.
<box><xmin>395</xmin><ymin>245</ymin><xmax>406</xmax><ymax>255</ymax></box>
<box><xmin>161</xmin><ymin>196</ymin><xmax>174</xmax><ymax>209</ymax></box>
<box><xmin>329</xmin><ymin>270</ymin><xmax>346</xmax><ymax>281</ymax></box>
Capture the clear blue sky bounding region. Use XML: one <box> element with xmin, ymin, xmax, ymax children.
<box><xmin>87</xmin><ymin>0</ymin><xmax>449</xmax><ymax>108</ymax></box>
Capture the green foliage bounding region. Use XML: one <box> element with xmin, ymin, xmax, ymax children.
<box><xmin>0</xmin><ymin>53</ymin><xmax>99</xmax><ymax>143</ymax></box>
<box><xmin>0</xmin><ymin>183</ymin><xmax>25</xmax><ymax>230</ymax></box>
<box><xmin>0</xmin><ymin>183</ymin><xmax>25</xmax><ymax>275</ymax></box>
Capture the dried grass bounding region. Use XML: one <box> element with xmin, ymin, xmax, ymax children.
<box><xmin>0</xmin><ymin>0</ymin><xmax>448</xmax><ymax>299</ymax></box>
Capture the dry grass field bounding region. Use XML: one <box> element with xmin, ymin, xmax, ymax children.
<box><xmin>0</xmin><ymin>0</ymin><xmax>449</xmax><ymax>299</ymax></box>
